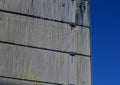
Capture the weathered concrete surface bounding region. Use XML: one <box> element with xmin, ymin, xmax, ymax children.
<box><xmin>0</xmin><ymin>0</ymin><xmax>76</xmax><ymax>23</ymax></box>
<box><xmin>0</xmin><ymin>0</ymin><xmax>91</xmax><ymax>85</ymax></box>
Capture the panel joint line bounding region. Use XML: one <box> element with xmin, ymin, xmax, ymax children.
<box><xmin>0</xmin><ymin>9</ymin><xmax>90</xmax><ymax>28</ymax></box>
<box><xmin>0</xmin><ymin>75</ymin><xmax>63</xmax><ymax>85</ymax></box>
<box><xmin>0</xmin><ymin>41</ymin><xmax>91</xmax><ymax>57</ymax></box>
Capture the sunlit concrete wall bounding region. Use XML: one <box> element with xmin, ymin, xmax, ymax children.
<box><xmin>0</xmin><ymin>0</ymin><xmax>91</xmax><ymax>85</ymax></box>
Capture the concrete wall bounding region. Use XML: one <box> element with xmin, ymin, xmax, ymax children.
<box><xmin>0</xmin><ymin>0</ymin><xmax>91</xmax><ymax>85</ymax></box>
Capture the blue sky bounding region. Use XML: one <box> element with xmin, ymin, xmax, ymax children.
<box><xmin>91</xmin><ymin>0</ymin><xmax>120</xmax><ymax>85</ymax></box>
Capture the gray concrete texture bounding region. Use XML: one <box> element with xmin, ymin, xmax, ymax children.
<box><xmin>0</xmin><ymin>0</ymin><xmax>91</xmax><ymax>85</ymax></box>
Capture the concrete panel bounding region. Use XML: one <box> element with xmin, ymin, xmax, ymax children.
<box><xmin>0</xmin><ymin>0</ymin><xmax>76</xmax><ymax>23</ymax></box>
<box><xmin>0</xmin><ymin>12</ymin><xmax>90</xmax><ymax>55</ymax></box>
<box><xmin>76</xmin><ymin>56</ymin><xmax>91</xmax><ymax>85</ymax></box>
<box><xmin>0</xmin><ymin>43</ymin><xmax>77</xmax><ymax>84</ymax></box>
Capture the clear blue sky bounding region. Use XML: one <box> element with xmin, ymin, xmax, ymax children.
<box><xmin>91</xmin><ymin>0</ymin><xmax>120</xmax><ymax>85</ymax></box>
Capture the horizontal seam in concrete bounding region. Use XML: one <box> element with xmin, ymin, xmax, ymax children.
<box><xmin>0</xmin><ymin>75</ymin><xmax>63</xmax><ymax>85</ymax></box>
<box><xmin>0</xmin><ymin>9</ymin><xmax>90</xmax><ymax>28</ymax></box>
<box><xmin>0</xmin><ymin>41</ymin><xmax>91</xmax><ymax>57</ymax></box>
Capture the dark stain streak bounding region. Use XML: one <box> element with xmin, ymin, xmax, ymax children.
<box><xmin>0</xmin><ymin>14</ymin><xmax>3</xmax><ymax>20</ymax></box>
<box><xmin>27</xmin><ymin>0</ymin><xmax>34</xmax><ymax>16</ymax></box>
<box><xmin>62</xmin><ymin>3</ymin><xmax>65</xmax><ymax>7</ymax></box>
<box><xmin>31</xmin><ymin>0</ymin><xmax>33</xmax><ymax>7</ymax></box>
<box><xmin>71</xmin><ymin>0</ymin><xmax>75</xmax><ymax>4</ymax></box>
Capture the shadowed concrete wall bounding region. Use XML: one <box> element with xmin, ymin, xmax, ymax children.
<box><xmin>0</xmin><ymin>0</ymin><xmax>91</xmax><ymax>85</ymax></box>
